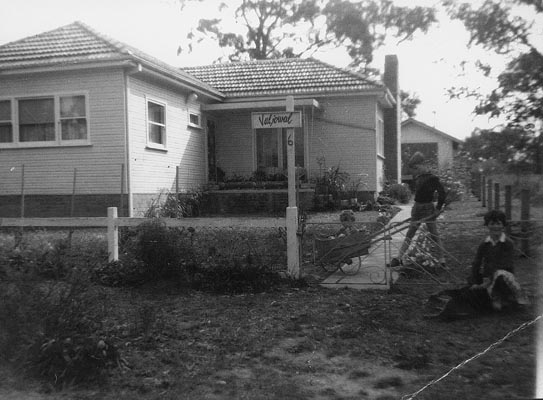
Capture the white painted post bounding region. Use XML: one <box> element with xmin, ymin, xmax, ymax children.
<box><xmin>286</xmin><ymin>96</ymin><xmax>300</xmax><ymax>279</ymax></box>
<box><xmin>107</xmin><ymin>207</ymin><xmax>119</xmax><ymax>262</ymax></box>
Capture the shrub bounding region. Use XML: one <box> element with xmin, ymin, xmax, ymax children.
<box><xmin>92</xmin><ymin>259</ymin><xmax>149</xmax><ymax>287</ymax></box>
<box><xmin>189</xmin><ymin>260</ymin><xmax>303</xmax><ymax>294</ymax></box>
<box><xmin>0</xmin><ymin>268</ymin><xmax>119</xmax><ymax>386</ymax></box>
<box><xmin>134</xmin><ymin>219</ymin><xmax>184</xmax><ymax>278</ymax></box>
<box><xmin>382</xmin><ymin>183</ymin><xmax>411</xmax><ymax>204</ymax></box>
<box><xmin>144</xmin><ymin>189</ymin><xmax>204</xmax><ymax>218</ymax></box>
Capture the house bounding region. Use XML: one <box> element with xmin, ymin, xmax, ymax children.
<box><xmin>0</xmin><ymin>21</ymin><xmax>401</xmax><ymax>217</ymax></box>
<box><xmin>400</xmin><ymin>118</ymin><xmax>462</xmax><ymax>180</ymax></box>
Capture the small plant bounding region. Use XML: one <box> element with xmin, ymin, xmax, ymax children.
<box><xmin>134</xmin><ymin>219</ymin><xmax>185</xmax><ymax>279</ymax></box>
<box><xmin>144</xmin><ymin>189</ymin><xmax>204</xmax><ymax>218</ymax></box>
<box><xmin>382</xmin><ymin>183</ymin><xmax>412</xmax><ymax>204</ymax></box>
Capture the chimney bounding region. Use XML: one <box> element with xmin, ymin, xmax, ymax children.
<box><xmin>383</xmin><ymin>55</ymin><xmax>401</xmax><ymax>183</ymax></box>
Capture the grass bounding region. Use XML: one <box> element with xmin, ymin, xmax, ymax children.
<box><xmin>0</xmin><ymin>195</ymin><xmax>541</xmax><ymax>400</ymax></box>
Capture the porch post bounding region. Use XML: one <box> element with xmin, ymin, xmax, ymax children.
<box><xmin>286</xmin><ymin>95</ymin><xmax>300</xmax><ymax>279</ymax></box>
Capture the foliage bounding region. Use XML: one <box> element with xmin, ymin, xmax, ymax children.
<box><xmin>145</xmin><ymin>190</ymin><xmax>204</xmax><ymax>218</ymax></box>
<box><xmin>188</xmin><ymin>261</ymin><xmax>300</xmax><ymax>294</ymax></box>
<box><xmin>179</xmin><ymin>0</ymin><xmax>436</xmax><ymax>67</ymax></box>
<box><xmin>462</xmin><ymin>126</ymin><xmax>541</xmax><ymax>174</ymax></box>
<box><xmin>400</xmin><ymin>91</ymin><xmax>421</xmax><ymax>119</ymax></box>
<box><xmin>133</xmin><ymin>220</ymin><xmax>194</xmax><ymax>280</ymax></box>
<box><xmin>382</xmin><ymin>183</ymin><xmax>411</xmax><ymax>204</ymax></box>
<box><xmin>314</xmin><ymin>161</ymin><xmax>350</xmax><ymax>201</ymax></box>
<box><xmin>444</xmin><ymin>0</ymin><xmax>543</xmax><ymax>173</ymax></box>
<box><xmin>0</xmin><ymin>267</ymin><xmax>118</xmax><ymax>386</ymax></box>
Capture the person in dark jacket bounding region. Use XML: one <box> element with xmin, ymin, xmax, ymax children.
<box><xmin>390</xmin><ymin>152</ymin><xmax>447</xmax><ymax>268</ymax></box>
<box><xmin>424</xmin><ymin>209</ymin><xmax>529</xmax><ymax>320</ymax></box>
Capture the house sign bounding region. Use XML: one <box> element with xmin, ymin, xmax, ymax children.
<box><xmin>251</xmin><ymin>111</ymin><xmax>302</xmax><ymax>129</ymax></box>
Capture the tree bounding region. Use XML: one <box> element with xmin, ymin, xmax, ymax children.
<box><xmin>400</xmin><ymin>91</ymin><xmax>421</xmax><ymax>119</ymax></box>
<box><xmin>443</xmin><ymin>0</ymin><xmax>543</xmax><ymax>172</ymax></box>
<box><xmin>178</xmin><ymin>0</ymin><xmax>436</xmax><ymax>68</ymax></box>
<box><xmin>462</xmin><ymin>126</ymin><xmax>539</xmax><ymax>174</ymax></box>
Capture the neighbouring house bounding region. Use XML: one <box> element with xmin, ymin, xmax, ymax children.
<box><xmin>0</xmin><ymin>21</ymin><xmax>401</xmax><ymax>217</ymax></box>
<box><xmin>400</xmin><ymin>118</ymin><xmax>462</xmax><ymax>181</ymax></box>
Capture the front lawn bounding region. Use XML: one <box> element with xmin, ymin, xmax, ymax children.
<box><xmin>0</xmin><ymin>196</ymin><xmax>540</xmax><ymax>400</ymax></box>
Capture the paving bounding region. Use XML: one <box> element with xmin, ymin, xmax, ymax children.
<box><xmin>320</xmin><ymin>205</ymin><xmax>412</xmax><ymax>290</ymax></box>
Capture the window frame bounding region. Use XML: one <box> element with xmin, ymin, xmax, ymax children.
<box><xmin>377</xmin><ymin>117</ymin><xmax>385</xmax><ymax>157</ymax></box>
<box><xmin>188</xmin><ymin>110</ymin><xmax>202</xmax><ymax>129</ymax></box>
<box><xmin>0</xmin><ymin>92</ymin><xmax>91</xmax><ymax>149</ymax></box>
<box><xmin>145</xmin><ymin>97</ymin><xmax>167</xmax><ymax>150</ymax></box>
<box><xmin>0</xmin><ymin>99</ymin><xmax>13</xmax><ymax>144</ymax></box>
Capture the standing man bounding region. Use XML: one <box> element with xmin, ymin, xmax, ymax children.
<box><xmin>390</xmin><ymin>152</ymin><xmax>447</xmax><ymax>268</ymax></box>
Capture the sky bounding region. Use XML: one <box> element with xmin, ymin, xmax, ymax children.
<box><xmin>1</xmin><ymin>0</ymin><xmax>540</xmax><ymax>140</ymax></box>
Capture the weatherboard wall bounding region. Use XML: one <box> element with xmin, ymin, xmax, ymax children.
<box><xmin>126</xmin><ymin>74</ymin><xmax>207</xmax><ymax>215</ymax></box>
<box><xmin>0</xmin><ymin>68</ymin><xmax>126</xmax><ymax>196</ymax></box>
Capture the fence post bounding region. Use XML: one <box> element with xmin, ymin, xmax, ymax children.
<box><xmin>487</xmin><ymin>178</ymin><xmax>493</xmax><ymax>210</ymax></box>
<box><xmin>176</xmin><ymin>166</ymin><xmax>180</xmax><ymax>200</ymax></box>
<box><xmin>120</xmin><ymin>164</ymin><xmax>125</xmax><ymax>217</ymax></box>
<box><xmin>107</xmin><ymin>207</ymin><xmax>119</xmax><ymax>262</ymax></box>
<box><xmin>494</xmin><ymin>182</ymin><xmax>500</xmax><ymax>210</ymax></box>
<box><xmin>520</xmin><ymin>189</ymin><xmax>530</xmax><ymax>257</ymax></box>
<box><xmin>20</xmin><ymin>164</ymin><xmax>25</xmax><ymax>219</ymax></box>
<box><xmin>505</xmin><ymin>185</ymin><xmax>512</xmax><ymax>236</ymax></box>
<box><xmin>481</xmin><ymin>175</ymin><xmax>486</xmax><ymax>207</ymax></box>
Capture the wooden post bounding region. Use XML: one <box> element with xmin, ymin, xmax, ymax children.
<box><xmin>481</xmin><ymin>176</ymin><xmax>486</xmax><ymax>207</ymax></box>
<box><xmin>71</xmin><ymin>168</ymin><xmax>77</xmax><ymax>217</ymax></box>
<box><xmin>505</xmin><ymin>185</ymin><xmax>512</xmax><ymax>236</ymax></box>
<box><xmin>68</xmin><ymin>168</ymin><xmax>77</xmax><ymax>244</ymax></box>
<box><xmin>107</xmin><ymin>207</ymin><xmax>119</xmax><ymax>262</ymax></box>
<box><xmin>20</xmin><ymin>164</ymin><xmax>25</xmax><ymax>219</ymax></box>
<box><xmin>176</xmin><ymin>166</ymin><xmax>180</xmax><ymax>200</ymax></box>
<box><xmin>520</xmin><ymin>189</ymin><xmax>530</xmax><ymax>257</ymax></box>
<box><xmin>487</xmin><ymin>178</ymin><xmax>493</xmax><ymax>210</ymax></box>
<box><xmin>286</xmin><ymin>95</ymin><xmax>300</xmax><ymax>279</ymax></box>
<box><xmin>494</xmin><ymin>182</ymin><xmax>500</xmax><ymax>210</ymax></box>
<box><xmin>120</xmin><ymin>164</ymin><xmax>125</xmax><ymax>217</ymax></box>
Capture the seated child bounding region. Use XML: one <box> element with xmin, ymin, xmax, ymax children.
<box><xmin>425</xmin><ymin>209</ymin><xmax>529</xmax><ymax>320</ymax></box>
<box><xmin>332</xmin><ymin>210</ymin><xmax>358</xmax><ymax>238</ymax></box>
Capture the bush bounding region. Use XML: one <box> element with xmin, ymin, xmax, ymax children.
<box><xmin>144</xmin><ymin>189</ymin><xmax>204</xmax><ymax>218</ymax></box>
<box><xmin>189</xmin><ymin>260</ymin><xmax>304</xmax><ymax>294</ymax></box>
<box><xmin>382</xmin><ymin>183</ymin><xmax>411</xmax><ymax>204</ymax></box>
<box><xmin>0</xmin><ymin>268</ymin><xmax>119</xmax><ymax>386</ymax></box>
<box><xmin>92</xmin><ymin>259</ymin><xmax>149</xmax><ymax>287</ymax></box>
<box><xmin>134</xmin><ymin>219</ymin><xmax>186</xmax><ymax>279</ymax></box>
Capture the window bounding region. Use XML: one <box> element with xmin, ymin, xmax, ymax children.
<box><xmin>60</xmin><ymin>95</ymin><xmax>87</xmax><ymax>140</ymax></box>
<box><xmin>147</xmin><ymin>100</ymin><xmax>166</xmax><ymax>147</ymax></box>
<box><xmin>188</xmin><ymin>111</ymin><xmax>201</xmax><ymax>128</ymax></box>
<box><xmin>0</xmin><ymin>94</ymin><xmax>89</xmax><ymax>148</ymax></box>
<box><xmin>0</xmin><ymin>100</ymin><xmax>12</xmax><ymax>143</ymax></box>
<box><xmin>256</xmin><ymin>127</ymin><xmax>304</xmax><ymax>172</ymax></box>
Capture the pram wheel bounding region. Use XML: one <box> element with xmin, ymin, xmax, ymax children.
<box><xmin>339</xmin><ymin>257</ymin><xmax>362</xmax><ymax>275</ymax></box>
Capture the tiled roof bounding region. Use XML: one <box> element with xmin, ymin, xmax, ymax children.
<box><xmin>0</xmin><ymin>21</ymin><xmax>221</xmax><ymax>97</ymax></box>
<box><xmin>0</xmin><ymin>22</ymin><xmax>125</xmax><ymax>69</ymax></box>
<box><xmin>182</xmin><ymin>58</ymin><xmax>384</xmax><ymax>97</ymax></box>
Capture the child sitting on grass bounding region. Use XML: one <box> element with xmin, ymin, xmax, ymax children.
<box><xmin>425</xmin><ymin>209</ymin><xmax>529</xmax><ymax>321</ymax></box>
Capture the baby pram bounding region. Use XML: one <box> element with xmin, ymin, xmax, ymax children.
<box><xmin>313</xmin><ymin>230</ymin><xmax>374</xmax><ymax>275</ymax></box>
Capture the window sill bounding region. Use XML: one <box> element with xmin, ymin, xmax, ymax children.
<box><xmin>187</xmin><ymin>123</ymin><xmax>203</xmax><ymax>130</ymax></box>
<box><xmin>145</xmin><ymin>145</ymin><xmax>168</xmax><ymax>152</ymax></box>
<box><xmin>0</xmin><ymin>142</ymin><xmax>92</xmax><ymax>149</ymax></box>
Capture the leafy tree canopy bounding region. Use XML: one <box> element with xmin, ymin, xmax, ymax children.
<box><xmin>178</xmin><ymin>0</ymin><xmax>436</xmax><ymax>67</ymax></box>
<box><xmin>462</xmin><ymin>126</ymin><xmax>540</xmax><ymax>173</ymax></box>
<box><xmin>443</xmin><ymin>0</ymin><xmax>542</xmax><ymax>173</ymax></box>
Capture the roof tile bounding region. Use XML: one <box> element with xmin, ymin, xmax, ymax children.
<box><xmin>182</xmin><ymin>58</ymin><xmax>384</xmax><ymax>97</ymax></box>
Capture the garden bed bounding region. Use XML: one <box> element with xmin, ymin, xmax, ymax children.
<box><xmin>0</xmin><ymin>196</ymin><xmax>541</xmax><ymax>400</ymax></box>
